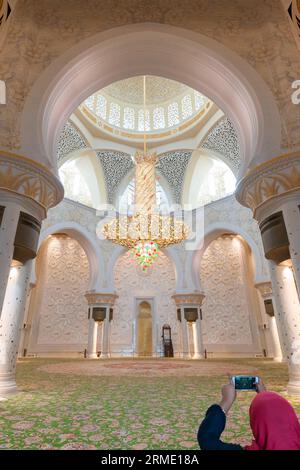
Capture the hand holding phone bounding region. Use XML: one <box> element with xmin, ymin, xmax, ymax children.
<box><xmin>231</xmin><ymin>375</ymin><xmax>259</xmax><ymax>391</ymax></box>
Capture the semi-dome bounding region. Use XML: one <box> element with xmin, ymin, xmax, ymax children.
<box><xmin>80</xmin><ymin>75</ymin><xmax>210</xmax><ymax>141</ymax></box>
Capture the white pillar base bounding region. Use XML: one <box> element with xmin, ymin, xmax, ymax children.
<box><xmin>0</xmin><ymin>373</ymin><xmax>18</xmax><ymax>397</ymax></box>
<box><xmin>87</xmin><ymin>353</ymin><xmax>98</xmax><ymax>359</ymax></box>
<box><xmin>273</xmin><ymin>356</ymin><xmax>283</xmax><ymax>363</ymax></box>
<box><xmin>100</xmin><ymin>352</ymin><xmax>110</xmax><ymax>359</ymax></box>
<box><xmin>192</xmin><ymin>353</ymin><xmax>204</xmax><ymax>359</ymax></box>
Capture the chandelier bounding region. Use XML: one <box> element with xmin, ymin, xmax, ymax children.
<box><xmin>102</xmin><ymin>76</ymin><xmax>189</xmax><ymax>271</ymax></box>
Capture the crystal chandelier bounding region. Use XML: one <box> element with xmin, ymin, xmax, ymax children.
<box><xmin>103</xmin><ymin>76</ymin><xmax>189</xmax><ymax>271</ymax></box>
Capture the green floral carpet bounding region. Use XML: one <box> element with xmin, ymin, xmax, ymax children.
<box><xmin>0</xmin><ymin>358</ymin><xmax>299</xmax><ymax>450</ymax></box>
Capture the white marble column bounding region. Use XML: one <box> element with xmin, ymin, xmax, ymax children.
<box><xmin>269</xmin><ymin>262</ymin><xmax>300</xmax><ymax>395</ymax></box>
<box><xmin>269</xmin><ymin>316</ymin><xmax>283</xmax><ymax>362</ymax></box>
<box><xmin>282</xmin><ymin>200</ymin><xmax>300</xmax><ymax>299</ymax></box>
<box><xmin>0</xmin><ymin>260</ymin><xmax>32</xmax><ymax>396</ymax></box>
<box><xmin>0</xmin><ymin>203</ymin><xmax>20</xmax><ymax>316</ymax></box>
<box><xmin>101</xmin><ymin>309</ymin><xmax>110</xmax><ymax>359</ymax></box>
<box><xmin>192</xmin><ymin>322</ymin><xmax>199</xmax><ymax>359</ymax></box>
<box><xmin>192</xmin><ymin>315</ymin><xmax>204</xmax><ymax>359</ymax></box>
<box><xmin>87</xmin><ymin>314</ymin><xmax>98</xmax><ymax>359</ymax></box>
<box><xmin>180</xmin><ymin>312</ymin><xmax>189</xmax><ymax>358</ymax></box>
<box><xmin>255</xmin><ymin>282</ymin><xmax>283</xmax><ymax>362</ymax></box>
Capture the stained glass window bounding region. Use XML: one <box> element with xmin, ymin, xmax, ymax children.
<box><xmin>167</xmin><ymin>102</ymin><xmax>180</xmax><ymax>127</ymax></box>
<box><xmin>108</xmin><ymin>102</ymin><xmax>121</xmax><ymax>127</ymax></box>
<box><xmin>153</xmin><ymin>107</ymin><xmax>165</xmax><ymax>130</ymax></box>
<box><xmin>123</xmin><ymin>107</ymin><xmax>135</xmax><ymax>130</ymax></box>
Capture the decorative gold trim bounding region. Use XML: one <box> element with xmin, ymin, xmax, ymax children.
<box><xmin>0</xmin><ymin>152</ymin><xmax>64</xmax><ymax>210</ymax></box>
<box><xmin>172</xmin><ymin>293</ymin><xmax>205</xmax><ymax>306</ymax></box>
<box><xmin>85</xmin><ymin>292</ymin><xmax>118</xmax><ymax>305</ymax></box>
<box><xmin>236</xmin><ymin>152</ymin><xmax>300</xmax><ymax>213</ymax></box>
<box><xmin>255</xmin><ymin>282</ymin><xmax>272</xmax><ymax>298</ymax></box>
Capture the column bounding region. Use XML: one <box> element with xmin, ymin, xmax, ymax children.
<box><xmin>192</xmin><ymin>313</ymin><xmax>204</xmax><ymax>359</ymax></box>
<box><xmin>269</xmin><ymin>316</ymin><xmax>283</xmax><ymax>362</ymax></box>
<box><xmin>0</xmin><ymin>260</ymin><xmax>32</xmax><ymax>396</ymax></box>
<box><xmin>101</xmin><ymin>309</ymin><xmax>110</xmax><ymax>359</ymax></box>
<box><xmin>0</xmin><ymin>203</ymin><xmax>20</xmax><ymax>315</ymax></box>
<box><xmin>255</xmin><ymin>282</ymin><xmax>283</xmax><ymax>362</ymax></box>
<box><xmin>269</xmin><ymin>262</ymin><xmax>300</xmax><ymax>395</ymax></box>
<box><xmin>0</xmin><ymin>153</ymin><xmax>63</xmax><ymax>396</ymax></box>
<box><xmin>235</xmin><ymin>152</ymin><xmax>300</xmax><ymax>396</ymax></box>
<box><xmin>172</xmin><ymin>293</ymin><xmax>205</xmax><ymax>359</ymax></box>
<box><xmin>180</xmin><ymin>309</ymin><xmax>189</xmax><ymax>358</ymax></box>
<box><xmin>87</xmin><ymin>314</ymin><xmax>98</xmax><ymax>359</ymax></box>
<box><xmin>85</xmin><ymin>293</ymin><xmax>117</xmax><ymax>359</ymax></box>
<box><xmin>282</xmin><ymin>200</ymin><xmax>300</xmax><ymax>298</ymax></box>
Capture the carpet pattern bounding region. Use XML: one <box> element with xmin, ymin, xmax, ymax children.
<box><xmin>0</xmin><ymin>358</ymin><xmax>299</xmax><ymax>450</ymax></box>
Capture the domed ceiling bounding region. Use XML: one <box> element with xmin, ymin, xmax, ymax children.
<box><xmin>80</xmin><ymin>75</ymin><xmax>210</xmax><ymax>140</ymax></box>
<box><xmin>102</xmin><ymin>76</ymin><xmax>189</xmax><ymax>105</ymax></box>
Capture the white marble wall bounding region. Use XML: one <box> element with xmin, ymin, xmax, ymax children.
<box><xmin>112</xmin><ymin>250</ymin><xmax>178</xmax><ymax>356</ymax></box>
<box><xmin>200</xmin><ymin>236</ymin><xmax>262</xmax><ymax>356</ymax></box>
<box><xmin>27</xmin><ymin>235</ymin><xmax>89</xmax><ymax>355</ymax></box>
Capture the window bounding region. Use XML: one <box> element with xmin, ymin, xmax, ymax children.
<box><xmin>194</xmin><ymin>91</ymin><xmax>205</xmax><ymax>111</ymax></box>
<box><xmin>138</xmin><ymin>109</ymin><xmax>150</xmax><ymax>132</ymax></box>
<box><xmin>108</xmin><ymin>102</ymin><xmax>121</xmax><ymax>127</ymax></box>
<box><xmin>153</xmin><ymin>107</ymin><xmax>165</xmax><ymax>130</ymax></box>
<box><xmin>123</xmin><ymin>107</ymin><xmax>135</xmax><ymax>130</ymax></box>
<box><xmin>167</xmin><ymin>102</ymin><xmax>180</xmax><ymax>127</ymax></box>
<box><xmin>95</xmin><ymin>95</ymin><xmax>107</xmax><ymax>120</ymax></box>
<box><xmin>118</xmin><ymin>179</ymin><xmax>169</xmax><ymax>214</ymax></box>
<box><xmin>181</xmin><ymin>95</ymin><xmax>193</xmax><ymax>119</ymax></box>
<box><xmin>59</xmin><ymin>160</ymin><xmax>93</xmax><ymax>207</ymax></box>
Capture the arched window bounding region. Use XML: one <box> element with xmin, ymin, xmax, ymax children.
<box><xmin>153</xmin><ymin>107</ymin><xmax>165</xmax><ymax>129</ymax></box>
<box><xmin>59</xmin><ymin>160</ymin><xmax>93</xmax><ymax>207</ymax></box>
<box><xmin>95</xmin><ymin>95</ymin><xmax>107</xmax><ymax>120</ymax></box>
<box><xmin>138</xmin><ymin>109</ymin><xmax>150</xmax><ymax>131</ymax></box>
<box><xmin>108</xmin><ymin>102</ymin><xmax>121</xmax><ymax>127</ymax></box>
<box><xmin>123</xmin><ymin>107</ymin><xmax>135</xmax><ymax>130</ymax></box>
<box><xmin>118</xmin><ymin>179</ymin><xmax>169</xmax><ymax>214</ymax></box>
<box><xmin>194</xmin><ymin>91</ymin><xmax>205</xmax><ymax>111</ymax></box>
<box><xmin>167</xmin><ymin>102</ymin><xmax>180</xmax><ymax>127</ymax></box>
<box><xmin>181</xmin><ymin>95</ymin><xmax>193</xmax><ymax>119</ymax></box>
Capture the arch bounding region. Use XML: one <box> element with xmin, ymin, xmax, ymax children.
<box><xmin>107</xmin><ymin>243</ymin><xmax>182</xmax><ymax>292</ymax></box>
<box><xmin>136</xmin><ymin>300</ymin><xmax>153</xmax><ymax>357</ymax></box>
<box><xmin>38</xmin><ymin>222</ymin><xmax>105</xmax><ymax>291</ymax></box>
<box><xmin>21</xmin><ymin>23</ymin><xmax>281</xmax><ymax>177</ymax></box>
<box><xmin>188</xmin><ymin>221</ymin><xmax>266</xmax><ymax>291</ymax></box>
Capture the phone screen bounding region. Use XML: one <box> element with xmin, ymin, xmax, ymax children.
<box><xmin>233</xmin><ymin>376</ymin><xmax>257</xmax><ymax>390</ymax></box>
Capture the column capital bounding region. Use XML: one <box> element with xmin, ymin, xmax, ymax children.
<box><xmin>236</xmin><ymin>152</ymin><xmax>300</xmax><ymax>216</ymax></box>
<box><xmin>172</xmin><ymin>292</ymin><xmax>205</xmax><ymax>307</ymax></box>
<box><xmin>255</xmin><ymin>281</ymin><xmax>273</xmax><ymax>299</ymax></box>
<box><xmin>85</xmin><ymin>291</ymin><xmax>118</xmax><ymax>306</ymax></box>
<box><xmin>0</xmin><ymin>151</ymin><xmax>64</xmax><ymax>211</ymax></box>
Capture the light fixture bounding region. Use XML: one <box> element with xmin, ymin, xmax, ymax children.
<box><xmin>103</xmin><ymin>76</ymin><xmax>189</xmax><ymax>271</ymax></box>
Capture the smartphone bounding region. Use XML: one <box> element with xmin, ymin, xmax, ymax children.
<box><xmin>231</xmin><ymin>375</ymin><xmax>259</xmax><ymax>391</ymax></box>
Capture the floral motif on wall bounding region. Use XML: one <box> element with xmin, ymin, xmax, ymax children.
<box><xmin>113</xmin><ymin>250</ymin><xmax>178</xmax><ymax>356</ymax></box>
<box><xmin>1</xmin><ymin>0</ymin><xmax>300</xmax><ymax>152</ymax></box>
<box><xmin>32</xmin><ymin>235</ymin><xmax>90</xmax><ymax>349</ymax></box>
<box><xmin>201</xmin><ymin>118</ymin><xmax>241</xmax><ymax>172</ymax></box>
<box><xmin>200</xmin><ymin>236</ymin><xmax>254</xmax><ymax>346</ymax></box>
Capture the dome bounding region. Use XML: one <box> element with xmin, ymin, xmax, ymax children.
<box><xmin>80</xmin><ymin>75</ymin><xmax>210</xmax><ymax>141</ymax></box>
